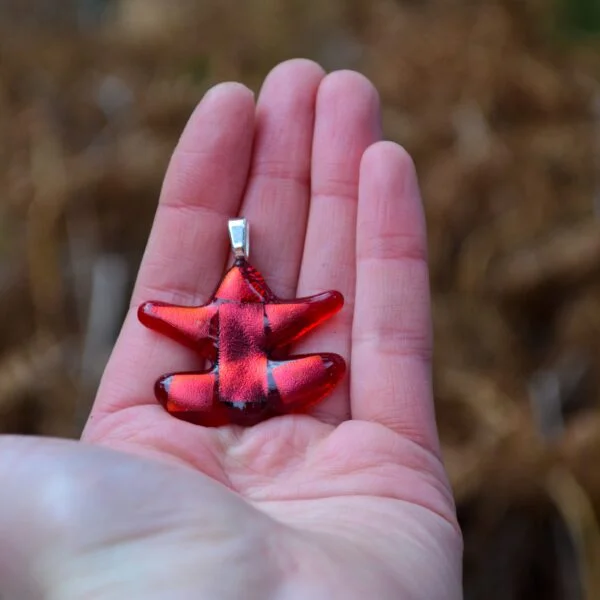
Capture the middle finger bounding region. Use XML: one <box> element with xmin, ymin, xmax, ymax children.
<box><xmin>238</xmin><ymin>59</ymin><xmax>325</xmax><ymax>297</ymax></box>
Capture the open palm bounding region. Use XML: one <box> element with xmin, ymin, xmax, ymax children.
<box><xmin>0</xmin><ymin>61</ymin><xmax>461</xmax><ymax>599</ymax></box>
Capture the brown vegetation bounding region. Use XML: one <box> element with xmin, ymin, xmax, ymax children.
<box><xmin>1</xmin><ymin>0</ymin><xmax>599</xmax><ymax>597</ymax></box>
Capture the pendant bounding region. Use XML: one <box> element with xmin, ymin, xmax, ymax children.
<box><xmin>138</xmin><ymin>219</ymin><xmax>346</xmax><ymax>426</ymax></box>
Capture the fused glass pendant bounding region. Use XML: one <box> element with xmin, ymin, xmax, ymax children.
<box><xmin>138</xmin><ymin>219</ymin><xmax>345</xmax><ymax>427</ymax></box>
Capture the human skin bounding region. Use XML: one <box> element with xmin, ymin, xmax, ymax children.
<box><xmin>0</xmin><ymin>60</ymin><xmax>463</xmax><ymax>599</ymax></box>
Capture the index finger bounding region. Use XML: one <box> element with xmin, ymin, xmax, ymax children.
<box><xmin>86</xmin><ymin>83</ymin><xmax>255</xmax><ymax>424</ymax></box>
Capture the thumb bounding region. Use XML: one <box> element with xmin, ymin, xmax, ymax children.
<box><xmin>0</xmin><ymin>436</ymin><xmax>269</xmax><ymax>600</ymax></box>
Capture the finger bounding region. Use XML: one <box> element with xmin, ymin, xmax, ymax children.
<box><xmin>352</xmin><ymin>142</ymin><xmax>438</xmax><ymax>455</ymax></box>
<box><xmin>238</xmin><ymin>59</ymin><xmax>324</xmax><ymax>297</ymax></box>
<box><xmin>86</xmin><ymin>84</ymin><xmax>255</xmax><ymax>425</ymax></box>
<box><xmin>0</xmin><ymin>436</ymin><xmax>265</xmax><ymax>599</ymax></box>
<box><xmin>133</xmin><ymin>83</ymin><xmax>255</xmax><ymax>306</ymax></box>
<box><xmin>296</xmin><ymin>71</ymin><xmax>382</xmax><ymax>424</ymax></box>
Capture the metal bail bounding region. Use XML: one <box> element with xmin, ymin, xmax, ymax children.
<box><xmin>228</xmin><ymin>218</ymin><xmax>249</xmax><ymax>260</ymax></box>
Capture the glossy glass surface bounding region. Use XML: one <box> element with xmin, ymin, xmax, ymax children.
<box><xmin>138</xmin><ymin>258</ymin><xmax>345</xmax><ymax>426</ymax></box>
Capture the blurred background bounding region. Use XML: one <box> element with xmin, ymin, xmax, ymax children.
<box><xmin>1</xmin><ymin>0</ymin><xmax>600</xmax><ymax>597</ymax></box>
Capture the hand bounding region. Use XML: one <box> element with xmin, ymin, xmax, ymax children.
<box><xmin>0</xmin><ymin>60</ymin><xmax>462</xmax><ymax>600</ymax></box>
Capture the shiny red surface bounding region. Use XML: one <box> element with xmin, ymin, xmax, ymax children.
<box><xmin>138</xmin><ymin>258</ymin><xmax>345</xmax><ymax>426</ymax></box>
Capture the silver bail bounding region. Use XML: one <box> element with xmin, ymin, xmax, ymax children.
<box><xmin>228</xmin><ymin>218</ymin><xmax>249</xmax><ymax>260</ymax></box>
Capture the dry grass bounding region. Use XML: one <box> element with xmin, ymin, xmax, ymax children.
<box><xmin>1</xmin><ymin>0</ymin><xmax>600</xmax><ymax>597</ymax></box>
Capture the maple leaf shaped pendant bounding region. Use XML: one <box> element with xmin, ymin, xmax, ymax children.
<box><xmin>138</xmin><ymin>219</ymin><xmax>346</xmax><ymax>427</ymax></box>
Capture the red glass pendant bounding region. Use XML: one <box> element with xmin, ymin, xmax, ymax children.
<box><xmin>138</xmin><ymin>219</ymin><xmax>345</xmax><ymax>427</ymax></box>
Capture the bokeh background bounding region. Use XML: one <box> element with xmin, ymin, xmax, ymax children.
<box><xmin>2</xmin><ymin>0</ymin><xmax>600</xmax><ymax>597</ymax></box>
